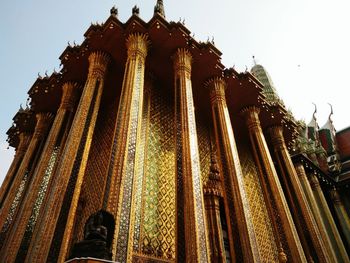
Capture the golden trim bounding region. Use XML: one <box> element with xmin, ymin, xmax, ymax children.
<box><xmin>208</xmin><ymin>78</ymin><xmax>260</xmax><ymax>262</ymax></box>
<box><xmin>25</xmin><ymin>51</ymin><xmax>110</xmax><ymax>263</ymax></box>
<box><xmin>174</xmin><ymin>48</ymin><xmax>210</xmax><ymax>262</ymax></box>
<box><xmin>241</xmin><ymin>106</ymin><xmax>306</xmax><ymax>262</ymax></box>
<box><xmin>0</xmin><ymin>82</ymin><xmax>79</xmax><ymax>262</ymax></box>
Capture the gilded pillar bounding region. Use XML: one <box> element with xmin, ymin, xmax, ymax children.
<box><xmin>295</xmin><ymin>163</ymin><xmax>349</xmax><ymax>262</ymax></box>
<box><xmin>173</xmin><ymin>48</ymin><xmax>210</xmax><ymax>262</ymax></box>
<box><xmin>103</xmin><ymin>33</ymin><xmax>149</xmax><ymax>262</ymax></box>
<box><xmin>329</xmin><ymin>187</ymin><xmax>350</xmax><ymax>248</ymax></box>
<box><xmin>206</xmin><ymin>77</ymin><xmax>259</xmax><ymax>261</ymax></box>
<box><xmin>25</xmin><ymin>51</ymin><xmax>110</xmax><ymax>263</ymax></box>
<box><xmin>0</xmin><ymin>82</ymin><xmax>80</xmax><ymax>262</ymax></box>
<box><xmin>204</xmin><ymin>155</ymin><xmax>225</xmax><ymax>262</ymax></box>
<box><xmin>0</xmin><ymin>112</ymin><xmax>53</xmax><ymax>235</ymax></box>
<box><xmin>241</xmin><ymin>106</ymin><xmax>306</xmax><ymax>262</ymax></box>
<box><xmin>269</xmin><ymin>126</ymin><xmax>333</xmax><ymax>262</ymax></box>
<box><xmin>0</xmin><ymin>132</ymin><xmax>31</xmax><ymax>207</ymax></box>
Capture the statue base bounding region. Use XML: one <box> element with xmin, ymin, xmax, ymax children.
<box><xmin>69</xmin><ymin>239</ymin><xmax>111</xmax><ymax>260</ymax></box>
<box><xmin>65</xmin><ymin>257</ymin><xmax>114</xmax><ymax>263</ymax></box>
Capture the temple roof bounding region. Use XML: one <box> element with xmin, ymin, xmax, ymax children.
<box><xmin>6</xmin><ymin>5</ymin><xmax>298</xmax><ymax>151</ymax></box>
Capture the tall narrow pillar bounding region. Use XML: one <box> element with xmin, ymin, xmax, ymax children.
<box><xmin>103</xmin><ymin>33</ymin><xmax>149</xmax><ymax>262</ymax></box>
<box><xmin>206</xmin><ymin>77</ymin><xmax>259</xmax><ymax>261</ymax></box>
<box><xmin>0</xmin><ymin>112</ymin><xmax>53</xmax><ymax>234</ymax></box>
<box><xmin>25</xmin><ymin>51</ymin><xmax>110</xmax><ymax>263</ymax></box>
<box><xmin>0</xmin><ymin>132</ymin><xmax>31</xmax><ymax>207</ymax></box>
<box><xmin>295</xmin><ymin>163</ymin><xmax>349</xmax><ymax>262</ymax></box>
<box><xmin>329</xmin><ymin>187</ymin><xmax>350</xmax><ymax>248</ymax></box>
<box><xmin>241</xmin><ymin>106</ymin><xmax>306</xmax><ymax>261</ymax></box>
<box><xmin>269</xmin><ymin>126</ymin><xmax>333</xmax><ymax>262</ymax></box>
<box><xmin>204</xmin><ymin>155</ymin><xmax>225</xmax><ymax>262</ymax></box>
<box><xmin>0</xmin><ymin>82</ymin><xmax>80</xmax><ymax>262</ymax></box>
<box><xmin>173</xmin><ymin>48</ymin><xmax>210</xmax><ymax>262</ymax></box>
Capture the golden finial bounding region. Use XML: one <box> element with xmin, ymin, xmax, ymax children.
<box><xmin>154</xmin><ymin>0</ymin><xmax>165</xmax><ymax>18</ymax></box>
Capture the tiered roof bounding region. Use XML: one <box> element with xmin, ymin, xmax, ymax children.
<box><xmin>6</xmin><ymin>4</ymin><xmax>298</xmax><ymax>153</ymax></box>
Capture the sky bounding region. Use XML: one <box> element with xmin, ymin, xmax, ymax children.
<box><xmin>0</xmin><ymin>0</ymin><xmax>349</xmax><ymax>184</ymax></box>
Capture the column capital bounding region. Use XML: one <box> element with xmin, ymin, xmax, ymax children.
<box><xmin>205</xmin><ymin>77</ymin><xmax>226</xmax><ymax>104</ymax></box>
<box><xmin>329</xmin><ymin>187</ymin><xmax>341</xmax><ymax>205</ymax></box>
<box><xmin>240</xmin><ymin>105</ymin><xmax>260</xmax><ymax>116</ymax></box>
<box><xmin>295</xmin><ymin>162</ymin><xmax>307</xmax><ymax>179</ymax></box>
<box><xmin>268</xmin><ymin>125</ymin><xmax>286</xmax><ymax>149</ymax></box>
<box><xmin>60</xmin><ymin>82</ymin><xmax>81</xmax><ymax>111</ymax></box>
<box><xmin>16</xmin><ymin>132</ymin><xmax>32</xmax><ymax>156</ymax></box>
<box><xmin>126</xmin><ymin>33</ymin><xmax>149</xmax><ymax>60</ymax></box>
<box><xmin>33</xmin><ymin>112</ymin><xmax>54</xmax><ymax>139</ymax></box>
<box><xmin>309</xmin><ymin>173</ymin><xmax>321</xmax><ymax>190</ymax></box>
<box><xmin>240</xmin><ymin>106</ymin><xmax>261</xmax><ymax>131</ymax></box>
<box><xmin>173</xmin><ymin>48</ymin><xmax>192</xmax><ymax>75</ymax></box>
<box><xmin>88</xmin><ymin>51</ymin><xmax>111</xmax><ymax>79</ymax></box>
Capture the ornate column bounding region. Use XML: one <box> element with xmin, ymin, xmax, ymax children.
<box><xmin>103</xmin><ymin>33</ymin><xmax>149</xmax><ymax>262</ymax></box>
<box><xmin>329</xmin><ymin>187</ymin><xmax>350</xmax><ymax>248</ymax></box>
<box><xmin>206</xmin><ymin>77</ymin><xmax>259</xmax><ymax>261</ymax></box>
<box><xmin>25</xmin><ymin>51</ymin><xmax>110</xmax><ymax>263</ymax></box>
<box><xmin>240</xmin><ymin>106</ymin><xmax>306</xmax><ymax>262</ymax></box>
<box><xmin>0</xmin><ymin>112</ymin><xmax>53</xmax><ymax>235</ymax></box>
<box><xmin>0</xmin><ymin>82</ymin><xmax>80</xmax><ymax>262</ymax></box>
<box><xmin>0</xmin><ymin>132</ymin><xmax>31</xmax><ymax>207</ymax></box>
<box><xmin>173</xmin><ymin>48</ymin><xmax>210</xmax><ymax>262</ymax></box>
<box><xmin>295</xmin><ymin>163</ymin><xmax>349</xmax><ymax>262</ymax></box>
<box><xmin>204</xmin><ymin>155</ymin><xmax>225</xmax><ymax>262</ymax></box>
<box><xmin>269</xmin><ymin>126</ymin><xmax>333</xmax><ymax>262</ymax></box>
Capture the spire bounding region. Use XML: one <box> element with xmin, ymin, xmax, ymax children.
<box><xmin>132</xmin><ymin>5</ymin><xmax>140</xmax><ymax>16</ymax></box>
<box><xmin>154</xmin><ymin>0</ymin><xmax>165</xmax><ymax>18</ymax></box>
<box><xmin>250</xmin><ymin>62</ymin><xmax>281</xmax><ymax>104</ymax></box>
<box><xmin>252</xmin><ymin>55</ymin><xmax>257</xmax><ymax>66</ymax></box>
<box><xmin>110</xmin><ymin>6</ymin><xmax>118</xmax><ymax>17</ymax></box>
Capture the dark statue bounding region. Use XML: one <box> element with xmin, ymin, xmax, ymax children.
<box><xmin>85</xmin><ymin>212</ymin><xmax>107</xmax><ymax>241</ymax></box>
<box><xmin>69</xmin><ymin>210</ymin><xmax>114</xmax><ymax>260</ymax></box>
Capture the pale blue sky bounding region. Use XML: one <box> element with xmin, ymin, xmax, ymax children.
<box><xmin>1</xmin><ymin>0</ymin><xmax>349</xmax><ymax>183</ymax></box>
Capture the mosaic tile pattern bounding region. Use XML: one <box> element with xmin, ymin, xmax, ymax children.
<box><xmin>197</xmin><ymin>124</ymin><xmax>211</xmax><ymax>187</ymax></box>
<box><xmin>175</xmin><ymin>78</ymin><xmax>185</xmax><ymax>262</ymax></box>
<box><xmin>133</xmin><ymin>90</ymin><xmax>150</xmax><ymax>251</ymax></box>
<box><xmin>185</xmin><ymin>78</ymin><xmax>208</xmax><ymax>262</ymax></box>
<box><xmin>73</xmin><ymin>101</ymin><xmax>117</xmax><ymax>243</ymax></box>
<box><xmin>240</xmin><ymin>146</ymin><xmax>279</xmax><ymax>262</ymax></box>
<box><xmin>0</xmin><ymin>171</ymin><xmax>28</xmax><ymax>240</ymax></box>
<box><xmin>16</xmin><ymin>147</ymin><xmax>59</xmax><ymax>259</ymax></box>
<box><xmin>47</xmin><ymin>79</ymin><xmax>99</xmax><ymax>261</ymax></box>
<box><xmin>116</xmin><ymin>60</ymin><xmax>144</xmax><ymax>262</ymax></box>
<box><xmin>137</xmin><ymin>86</ymin><xmax>176</xmax><ymax>260</ymax></box>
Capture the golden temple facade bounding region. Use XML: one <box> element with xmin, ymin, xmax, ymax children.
<box><xmin>0</xmin><ymin>2</ymin><xmax>349</xmax><ymax>262</ymax></box>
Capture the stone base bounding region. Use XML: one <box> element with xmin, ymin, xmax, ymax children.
<box><xmin>69</xmin><ymin>239</ymin><xmax>111</xmax><ymax>260</ymax></box>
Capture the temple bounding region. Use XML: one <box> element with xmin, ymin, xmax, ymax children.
<box><xmin>0</xmin><ymin>2</ymin><xmax>349</xmax><ymax>262</ymax></box>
